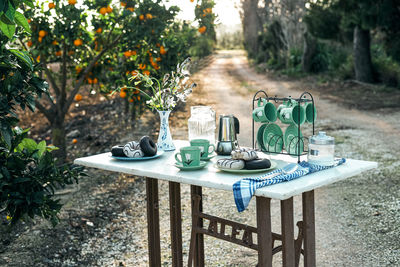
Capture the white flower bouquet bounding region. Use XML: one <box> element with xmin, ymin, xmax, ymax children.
<box><xmin>128</xmin><ymin>58</ymin><xmax>196</xmax><ymax>111</ymax></box>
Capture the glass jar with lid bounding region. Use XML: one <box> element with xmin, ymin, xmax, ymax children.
<box><xmin>188</xmin><ymin>106</ymin><xmax>216</xmax><ymax>144</ymax></box>
<box><xmin>308</xmin><ymin>131</ymin><xmax>335</xmax><ymax>166</ymax></box>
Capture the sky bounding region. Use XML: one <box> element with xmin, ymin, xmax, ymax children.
<box><xmin>165</xmin><ymin>0</ymin><xmax>241</xmax><ymax>27</ymax></box>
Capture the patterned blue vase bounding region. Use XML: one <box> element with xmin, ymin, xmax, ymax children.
<box><xmin>157</xmin><ymin>110</ymin><xmax>175</xmax><ymax>151</ymax></box>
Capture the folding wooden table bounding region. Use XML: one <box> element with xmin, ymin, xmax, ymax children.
<box><xmin>74</xmin><ymin>140</ymin><xmax>377</xmax><ymax>267</ymax></box>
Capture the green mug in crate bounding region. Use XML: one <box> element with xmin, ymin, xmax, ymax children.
<box><xmin>175</xmin><ymin>146</ymin><xmax>201</xmax><ymax>167</ymax></box>
<box><xmin>278</xmin><ymin>101</ymin><xmax>306</xmax><ymax>125</ymax></box>
<box><xmin>304</xmin><ymin>102</ymin><xmax>317</xmax><ymax>123</ymax></box>
<box><xmin>252</xmin><ymin>98</ymin><xmax>277</xmax><ymax>123</ymax></box>
<box><xmin>190</xmin><ymin>139</ymin><xmax>215</xmax><ymax>159</ymax></box>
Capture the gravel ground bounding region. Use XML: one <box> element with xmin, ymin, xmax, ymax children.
<box><xmin>0</xmin><ymin>51</ymin><xmax>399</xmax><ymax>267</ymax></box>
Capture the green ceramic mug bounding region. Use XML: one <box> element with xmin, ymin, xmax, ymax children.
<box><xmin>190</xmin><ymin>139</ymin><xmax>215</xmax><ymax>159</ymax></box>
<box><xmin>278</xmin><ymin>101</ymin><xmax>306</xmax><ymax>125</ymax></box>
<box><xmin>175</xmin><ymin>146</ymin><xmax>201</xmax><ymax>167</ymax></box>
<box><xmin>304</xmin><ymin>102</ymin><xmax>317</xmax><ymax>123</ymax></box>
<box><xmin>252</xmin><ymin>98</ymin><xmax>277</xmax><ymax>123</ymax></box>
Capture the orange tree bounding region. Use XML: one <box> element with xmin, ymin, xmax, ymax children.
<box><xmin>191</xmin><ymin>0</ymin><xmax>216</xmax><ymax>57</ymax></box>
<box><xmin>24</xmin><ymin>0</ymin><xmax>197</xmax><ymax>160</ymax></box>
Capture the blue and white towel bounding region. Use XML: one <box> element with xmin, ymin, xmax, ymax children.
<box><xmin>233</xmin><ymin>158</ymin><xmax>346</xmax><ymax>212</ymax></box>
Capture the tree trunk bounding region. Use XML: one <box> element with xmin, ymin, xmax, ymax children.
<box><xmin>302</xmin><ymin>30</ymin><xmax>318</xmax><ymax>72</ymax></box>
<box><xmin>241</xmin><ymin>0</ymin><xmax>263</xmax><ymax>58</ymax></box>
<box><xmin>353</xmin><ymin>26</ymin><xmax>374</xmax><ymax>83</ymax></box>
<box><xmin>51</xmin><ymin>117</ymin><xmax>67</xmax><ymax>162</ymax></box>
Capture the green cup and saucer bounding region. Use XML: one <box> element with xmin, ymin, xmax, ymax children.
<box><xmin>174</xmin><ymin>161</ymin><xmax>207</xmax><ymax>171</ymax></box>
<box><xmin>190</xmin><ymin>139</ymin><xmax>216</xmax><ymax>161</ymax></box>
<box><xmin>263</xmin><ymin>123</ymin><xmax>284</xmax><ymax>153</ymax></box>
<box><xmin>284</xmin><ymin>124</ymin><xmax>304</xmax><ymax>156</ymax></box>
<box><xmin>174</xmin><ymin>146</ymin><xmax>207</xmax><ymax>171</ymax></box>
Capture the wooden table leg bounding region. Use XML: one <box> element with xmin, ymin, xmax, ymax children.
<box><xmin>256</xmin><ymin>196</ymin><xmax>273</xmax><ymax>267</ymax></box>
<box><xmin>302</xmin><ymin>190</ymin><xmax>316</xmax><ymax>267</ymax></box>
<box><xmin>191</xmin><ymin>185</ymin><xmax>204</xmax><ymax>267</ymax></box>
<box><xmin>169</xmin><ymin>182</ymin><xmax>183</xmax><ymax>267</ymax></box>
<box><xmin>281</xmin><ymin>197</ymin><xmax>295</xmax><ymax>267</ymax></box>
<box><xmin>146</xmin><ymin>178</ymin><xmax>161</xmax><ymax>267</ymax></box>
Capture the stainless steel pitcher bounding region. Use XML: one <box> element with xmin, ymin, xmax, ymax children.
<box><xmin>216</xmin><ymin>115</ymin><xmax>240</xmax><ymax>155</ymax></box>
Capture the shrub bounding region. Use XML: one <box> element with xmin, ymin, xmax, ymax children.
<box><xmin>372</xmin><ymin>45</ymin><xmax>400</xmax><ymax>88</ymax></box>
<box><xmin>0</xmin><ymin>0</ymin><xmax>84</xmax><ymax>226</ymax></box>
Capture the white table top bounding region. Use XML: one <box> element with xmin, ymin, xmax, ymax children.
<box><xmin>74</xmin><ymin>140</ymin><xmax>377</xmax><ymax>200</ymax></box>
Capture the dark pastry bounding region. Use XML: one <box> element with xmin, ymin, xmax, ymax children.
<box><xmin>111</xmin><ymin>145</ymin><xmax>126</xmax><ymax>157</ymax></box>
<box><xmin>139</xmin><ymin>136</ymin><xmax>157</xmax><ymax>156</ymax></box>
<box><xmin>244</xmin><ymin>159</ymin><xmax>271</xmax><ymax>170</ymax></box>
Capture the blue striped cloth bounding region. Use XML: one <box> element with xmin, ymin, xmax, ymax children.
<box><xmin>233</xmin><ymin>158</ymin><xmax>346</xmax><ymax>212</ymax></box>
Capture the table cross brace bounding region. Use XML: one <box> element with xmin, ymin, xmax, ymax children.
<box><xmin>188</xmin><ymin>194</ymin><xmax>304</xmax><ymax>267</ymax></box>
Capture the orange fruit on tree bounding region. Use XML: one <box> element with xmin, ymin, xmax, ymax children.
<box><xmin>139</xmin><ymin>63</ymin><xmax>146</xmax><ymax>70</ymax></box>
<box><xmin>137</xmin><ymin>96</ymin><xmax>141</xmax><ymax>101</ymax></box>
<box><xmin>143</xmin><ymin>70</ymin><xmax>150</xmax><ymax>76</ymax></box>
<box><xmin>198</xmin><ymin>26</ymin><xmax>206</xmax><ymax>34</ymax></box>
<box><xmin>106</xmin><ymin>6</ymin><xmax>113</xmax><ymax>13</ymax></box>
<box><xmin>131</xmin><ymin>50</ymin><xmax>137</xmax><ymax>56</ymax></box>
<box><xmin>48</xmin><ymin>3</ymin><xmax>55</xmax><ymax>9</ymax></box>
<box><xmin>160</xmin><ymin>45</ymin><xmax>167</xmax><ymax>55</ymax></box>
<box><xmin>55</xmin><ymin>51</ymin><xmax>62</xmax><ymax>56</ymax></box>
<box><xmin>119</xmin><ymin>91</ymin><xmax>127</xmax><ymax>98</ymax></box>
<box><xmin>93</xmin><ymin>78</ymin><xmax>98</xmax><ymax>84</ymax></box>
<box><xmin>190</xmin><ymin>0</ymin><xmax>194</xmax><ymax>2</ymax></box>
<box><xmin>127</xmin><ymin>7</ymin><xmax>134</xmax><ymax>12</ymax></box>
<box><xmin>131</xmin><ymin>70</ymin><xmax>138</xmax><ymax>76</ymax></box>
<box><xmin>146</xmin><ymin>13</ymin><xmax>153</xmax><ymax>19</ymax></box>
<box><xmin>28</xmin><ymin>19</ymin><xmax>31</xmax><ymax>23</ymax></box>
<box><xmin>87</xmin><ymin>78</ymin><xmax>93</xmax><ymax>84</ymax></box>
<box><xmin>96</xmin><ymin>27</ymin><xmax>102</xmax><ymax>33</ymax></box>
<box><xmin>39</xmin><ymin>30</ymin><xmax>46</xmax><ymax>37</ymax></box>
<box><xmin>99</xmin><ymin>7</ymin><xmax>107</xmax><ymax>15</ymax></box>
<box><xmin>27</xmin><ymin>40</ymin><xmax>33</xmax><ymax>47</ymax></box>
<box><xmin>38</xmin><ymin>37</ymin><xmax>43</xmax><ymax>43</ymax></box>
<box><xmin>156</xmin><ymin>57</ymin><xmax>161</xmax><ymax>62</ymax></box>
<box><xmin>123</xmin><ymin>51</ymin><xmax>131</xmax><ymax>57</ymax></box>
<box><xmin>52</xmin><ymin>40</ymin><xmax>58</xmax><ymax>45</ymax></box>
<box><xmin>74</xmin><ymin>94</ymin><xmax>82</xmax><ymax>101</ymax></box>
<box><xmin>72</xmin><ymin>139</ymin><xmax>78</xmax><ymax>144</ymax></box>
<box><xmin>156</xmin><ymin>43</ymin><xmax>161</xmax><ymax>47</ymax></box>
<box><xmin>74</xmin><ymin>39</ymin><xmax>83</xmax><ymax>46</ymax></box>
<box><xmin>75</xmin><ymin>66</ymin><xmax>82</xmax><ymax>73</ymax></box>
<box><xmin>139</xmin><ymin>14</ymin><xmax>144</xmax><ymax>20</ymax></box>
<box><xmin>36</xmin><ymin>55</ymin><xmax>41</xmax><ymax>62</ymax></box>
<box><xmin>68</xmin><ymin>0</ymin><xmax>77</xmax><ymax>5</ymax></box>
<box><xmin>129</xmin><ymin>98</ymin><xmax>134</xmax><ymax>103</ymax></box>
<box><xmin>120</xmin><ymin>2</ymin><xmax>127</xmax><ymax>7</ymax></box>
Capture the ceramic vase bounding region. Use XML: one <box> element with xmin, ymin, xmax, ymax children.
<box><xmin>157</xmin><ymin>110</ymin><xmax>175</xmax><ymax>151</ymax></box>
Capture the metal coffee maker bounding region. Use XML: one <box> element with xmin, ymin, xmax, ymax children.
<box><xmin>216</xmin><ymin>115</ymin><xmax>240</xmax><ymax>155</ymax></box>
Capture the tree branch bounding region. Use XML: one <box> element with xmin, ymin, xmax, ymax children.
<box><xmin>41</xmin><ymin>60</ymin><xmax>61</xmax><ymax>97</ymax></box>
<box><xmin>63</xmin><ymin>34</ymin><xmax>122</xmax><ymax>115</ymax></box>
<box><xmin>35</xmin><ymin>100</ymin><xmax>54</xmax><ymax>123</ymax></box>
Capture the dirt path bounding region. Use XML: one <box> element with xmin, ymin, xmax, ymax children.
<box><xmin>192</xmin><ymin>50</ymin><xmax>400</xmax><ymax>266</ymax></box>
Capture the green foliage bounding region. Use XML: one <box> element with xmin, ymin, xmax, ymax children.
<box><xmin>0</xmin><ymin>34</ymin><xmax>48</xmax><ymax>147</ymax></box>
<box><xmin>304</xmin><ymin>1</ymin><xmax>342</xmax><ymax>41</ymax></box>
<box><xmin>0</xmin><ymin>0</ymin><xmax>34</xmax><ymax>38</ymax></box>
<box><xmin>256</xmin><ymin>20</ymin><xmax>286</xmax><ymax>67</ymax></box>
<box><xmin>189</xmin><ymin>36</ymin><xmax>214</xmax><ymax>58</ymax></box>
<box><xmin>372</xmin><ymin>45</ymin><xmax>400</xmax><ymax>89</ymax></box>
<box><xmin>0</xmin><ymin>128</ymin><xmax>84</xmax><ymax>226</ymax></box>
<box><xmin>0</xmin><ymin>0</ymin><xmax>83</xmax><ymax>226</ymax></box>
